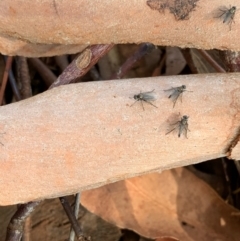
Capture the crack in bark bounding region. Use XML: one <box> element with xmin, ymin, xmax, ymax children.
<box><xmin>224</xmin><ymin>126</ymin><xmax>240</xmax><ymax>159</ymax></box>
<box><xmin>52</xmin><ymin>0</ymin><xmax>59</xmax><ymax>17</ymax></box>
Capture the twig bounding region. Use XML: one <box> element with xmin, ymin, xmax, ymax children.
<box><xmin>110</xmin><ymin>43</ymin><xmax>154</xmax><ymax>79</ymax></box>
<box><xmin>197</xmin><ymin>50</ymin><xmax>226</xmax><ymax>73</ymax></box>
<box><xmin>0</xmin><ymin>56</ymin><xmax>13</xmax><ymax>105</ymax></box>
<box><xmin>8</xmin><ymin>67</ymin><xmax>21</xmax><ymax>102</ymax></box>
<box><xmin>234</xmin><ymin>160</ymin><xmax>240</xmax><ymax>177</ymax></box>
<box><xmin>49</xmin><ymin>44</ymin><xmax>114</xmax><ymax>89</ymax></box>
<box><xmin>5</xmin><ymin>201</ymin><xmax>41</xmax><ymax>241</ymax></box>
<box><xmin>16</xmin><ymin>57</ymin><xmax>32</xmax><ymax>99</ymax></box>
<box><xmin>28</xmin><ymin>58</ymin><xmax>57</xmax><ymax>87</ymax></box>
<box><xmin>22</xmin><ymin>216</ymin><xmax>31</xmax><ymax>241</ymax></box>
<box><xmin>69</xmin><ymin>193</ymin><xmax>81</xmax><ymax>241</ymax></box>
<box><xmin>54</xmin><ymin>55</ymin><xmax>69</xmax><ymax>72</ymax></box>
<box><xmin>221</xmin><ymin>158</ymin><xmax>234</xmax><ymax>205</ymax></box>
<box><xmin>4</xmin><ymin>56</ymin><xmax>21</xmax><ymax>101</ymax></box>
<box><xmin>181</xmin><ymin>49</ymin><xmax>199</xmax><ymax>74</ymax></box>
<box><xmin>59</xmin><ymin>197</ymin><xmax>89</xmax><ymax>241</ymax></box>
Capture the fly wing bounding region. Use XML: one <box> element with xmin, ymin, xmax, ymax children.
<box><xmin>168</xmin><ymin>89</ymin><xmax>182</xmax><ymax>102</ymax></box>
<box><xmin>181</xmin><ymin>122</ymin><xmax>188</xmax><ymax>138</ymax></box>
<box><xmin>223</xmin><ymin>11</ymin><xmax>235</xmax><ymax>24</ymax></box>
<box><xmin>142</xmin><ymin>91</ymin><xmax>156</xmax><ymax>101</ymax></box>
<box><xmin>178</xmin><ymin>122</ymin><xmax>183</xmax><ymax>137</ymax></box>
<box><xmin>215</xmin><ymin>6</ymin><xmax>229</xmax><ymax>19</ymax></box>
<box><xmin>164</xmin><ymin>87</ymin><xmax>175</xmax><ymax>93</ymax></box>
<box><xmin>177</xmin><ymin>120</ymin><xmax>188</xmax><ymax>138</ymax></box>
<box><xmin>215</xmin><ymin>6</ymin><xmax>236</xmax><ymax>24</ymax></box>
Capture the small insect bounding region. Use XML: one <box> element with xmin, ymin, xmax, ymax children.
<box><xmin>131</xmin><ymin>90</ymin><xmax>158</xmax><ymax>111</ymax></box>
<box><xmin>166</xmin><ymin>115</ymin><xmax>190</xmax><ymax>138</ymax></box>
<box><xmin>215</xmin><ymin>6</ymin><xmax>237</xmax><ymax>30</ymax></box>
<box><xmin>164</xmin><ymin>85</ymin><xmax>191</xmax><ymax>108</ymax></box>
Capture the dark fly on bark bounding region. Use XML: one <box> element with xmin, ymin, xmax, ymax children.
<box><xmin>164</xmin><ymin>85</ymin><xmax>191</xmax><ymax>108</ymax></box>
<box><xmin>131</xmin><ymin>90</ymin><xmax>158</xmax><ymax>111</ymax></box>
<box><xmin>166</xmin><ymin>115</ymin><xmax>190</xmax><ymax>138</ymax></box>
<box><xmin>215</xmin><ymin>6</ymin><xmax>237</xmax><ymax>30</ymax></box>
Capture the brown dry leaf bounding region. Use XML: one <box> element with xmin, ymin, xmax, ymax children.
<box><xmin>165</xmin><ymin>47</ymin><xmax>186</xmax><ymax>75</ymax></box>
<box><xmin>155</xmin><ymin>238</ymin><xmax>180</xmax><ymax>241</ymax></box>
<box><xmin>81</xmin><ymin>167</ymin><xmax>240</xmax><ymax>241</ymax></box>
<box><xmin>190</xmin><ymin>49</ymin><xmax>218</xmax><ymax>73</ymax></box>
<box><xmin>98</xmin><ymin>46</ymin><xmax>122</xmax><ymax>79</ymax></box>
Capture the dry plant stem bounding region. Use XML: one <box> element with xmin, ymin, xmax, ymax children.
<box><xmin>110</xmin><ymin>43</ymin><xmax>154</xmax><ymax>79</ymax></box>
<box><xmin>2</xmin><ymin>58</ymin><xmax>21</xmax><ymax>101</ymax></box>
<box><xmin>197</xmin><ymin>50</ymin><xmax>226</xmax><ymax>73</ymax></box>
<box><xmin>69</xmin><ymin>193</ymin><xmax>81</xmax><ymax>241</ymax></box>
<box><xmin>8</xmin><ymin>68</ymin><xmax>21</xmax><ymax>101</ymax></box>
<box><xmin>22</xmin><ymin>216</ymin><xmax>31</xmax><ymax>241</ymax></box>
<box><xmin>219</xmin><ymin>51</ymin><xmax>240</xmax><ymax>72</ymax></box>
<box><xmin>59</xmin><ymin>197</ymin><xmax>85</xmax><ymax>240</ymax></box>
<box><xmin>16</xmin><ymin>57</ymin><xmax>32</xmax><ymax>99</ymax></box>
<box><xmin>221</xmin><ymin>158</ymin><xmax>234</xmax><ymax>205</ymax></box>
<box><xmin>49</xmin><ymin>44</ymin><xmax>114</xmax><ymax>89</ymax></box>
<box><xmin>234</xmin><ymin>160</ymin><xmax>240</xmax><ymax>177</ymax></box>
<box><xmin>54</xmin><ymin>55</ymin><xmax>69</xmax><ymax>72</ymax></box>
<box><xmin>181</xmin><ymin>49</ymin><xmax>199</xmax><ymax>74</ymax></box>
<box><xmin>28</xmin><ymin>58</ymin><xmax>57</xmax><ymax>87</ymax></box>
<box><xmin>5</xmin><ymin>201</ymin><xmax>41</xmax><ymax>241</ymax></box>
<box><xmin>0</xmin><ymin>56</ymin><xmax>12</xmax><ymax>104</ymax></box>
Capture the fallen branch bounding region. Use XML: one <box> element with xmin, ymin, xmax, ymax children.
<box><xmin>0</xmin><ymin>0</ymin><xmax>240</xmax><ymax>56</ymax></box>
<box><xmin>0</xmin><ymin>73</ymin><xmax>239</xmax><ymax>205</ymax></box>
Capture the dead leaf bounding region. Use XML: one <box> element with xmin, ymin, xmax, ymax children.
<box><xmin>165</xmin><ymin>47</ymin><xmax>186</xmax><ymax>75</ymax></box>
<box><xmin>81</xmin><ymin>168</ymin><xmax>240</xmax><ymax>241</ymax></box>
<box><xmin>155</xmin><ymin>237</ymin><xmax>180</xmax><ymax>241</ymax></box>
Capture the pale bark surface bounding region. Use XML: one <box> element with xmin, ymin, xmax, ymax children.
<box><xmin>0</xmin><ymin>0</ymin><xmax>239</xmax><ymax>56</ymax></box>
<box><xmin>0</xmin><ymin>73</ymin><xmax>239</xmax><ymax>205</ymax></box>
